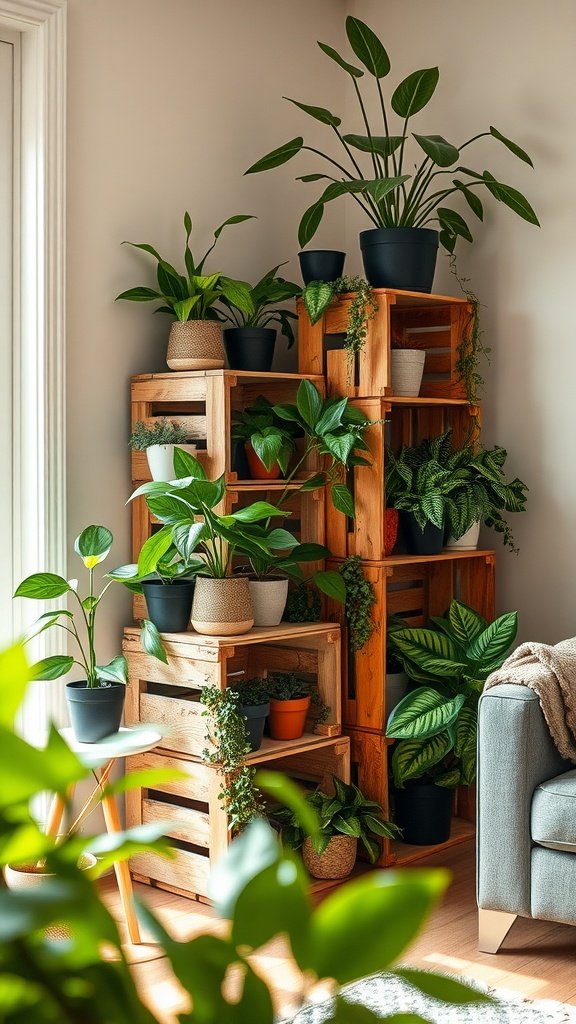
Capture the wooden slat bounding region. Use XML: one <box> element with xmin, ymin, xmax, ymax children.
<box><xmin>124</xmin><ymin>621</ymin><xmax>339</xmax><ymax>649</ymax></box>
<box><xmin>131</xmin><ymin>847</ymin><xmax>210</xmax><ymax>898</ymax></box>
<box><xmin>125</xmin><ymin>751</ymin><xmax>210</xmax><ymax>802</ymax></box>
<box><xmin>142</xmin><ymin>798</ymin><xmax>210</xmax><ymax>848</ymax></box>
<box><xmin>124</xmin><ymin>649</ymin><xmax>217</xmax><ymax>689</ymax></box>
<box><xmin>131</xmin><ymin>377</ymin><xmax>208</xmax><ymax>403</ymax></box>
<box><xmin>139</xmin><ymin>692</ymin><xmax>207</xmax><ymax>757</ymax></box>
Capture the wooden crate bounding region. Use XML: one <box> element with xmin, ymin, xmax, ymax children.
<box><xmin>325</xmin><ymin>553</ymin><xmax>495</xmax><ymax>733</ymax></box>
<box><xmin>131</xmin><ymin>368</ymin><xmax>324</xmax><ymax>485</ymax></box>
<box><xmin>123</xmin><ymin>621</ymin><xmax>342</xmax><ymax>753</ymax></box>
<box><xmin>297</xmin><ymin>288</ymin><xmax>473</xmax><ymax>400</ymax></box>
<box><xmin>326</xmin><ymin>396</ymin><xmax>479</xmax><ymax>561</ymax></box>
<box><xmin>126</xmin><ymin>735</ymin><xmax>350</xmax><ymax>900</ymax></box>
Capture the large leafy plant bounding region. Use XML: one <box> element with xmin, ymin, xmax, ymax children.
<box><xmin>116</xmin><ymin>211</ymin><xmax>254</xmax><ymax>322</ymax></box>
<box><xmin>386</xmin><ymin>599</ymin><xmax>518</xmax><ymax>788</ymax></box>
<box><xmin>217</xmin><ymin>263</ymin><xmax>301</xmax><ymax>346</ymax></box>
<box><xmin>246</xmin><ymin>17</ymin><xmax>539</xmax><ymax>252</ymax></box>
<box><xmin>0</xmin><ymin>641</ymin><xmax>493</xmax><ymax>1023</ymax></box>
<box><xmin>231</xmin><ymin>395</ymin><xmax>299</xmax><ymax>476</ymax></box>
<box><xmin>385</xmin><ymin>445</ymin><xmax>465</xmax><ymax>532</ymax></box>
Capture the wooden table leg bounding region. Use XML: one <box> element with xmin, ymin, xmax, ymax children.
<box><xmin>45</xmin><ymin>792</ymin><xmax>68</xmax><ymax>838</ymax></box>
<box><xmin>101</xmin><ymin>792</ymin><xmax>141</xmax><ymax>945</ymax></box>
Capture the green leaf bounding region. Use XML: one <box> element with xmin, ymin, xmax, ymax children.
<box><xmin>303</xmin><ymin>280</ymin><xmax>335</xmax><ymax>324</ymax></box>
<box><xmin>250</xmin><ymin>432</ymin><xmax>283</xmax><ymax>472</ymax></box>
<box><xmin>392</xmin><ymin>732</ymin><xmax>455</xmax><ymax>787</ymax></box>
<box><xmin>213</xmin><ymin>213</ymin><xmax>256</xmax><ymax>240</ymax></box>
<box><xmin>453</xmin><ymin>179</ymin><xmax>484</xmax><ymax>220</ymax></box>
<box><xmin>220</xmin><ymin>276</ymin><xmax>254</xmax><ymax>316</ymax></box>
<box><xmin>245</xmin><ymin>137</ymin><xmax>304</xmax><ymax>174</ymax></box>
<box><xmin>208</xmin><ymin>818</ymin><xmax>280</xmax><ymax>918</ymax></box>
<box><xmin>447</xmin><ymin>600</ymin><xmax>487</xmax><ymax>646</ymax></box>
<box><xmin>298</xmin><ymin>201</ymin><xmax>325</xmax><ymax>248</ymax></box>
<box><xmin>323</xmin><ymin>432</ymin><xmax>356</xmax><ymax>464</ymax></box>
<box><xmin>454</xmin><ymin>706</ymin><xmax>477</xmax><ymax>785</ymax></box>
<box><xmin>31</xmin><ymin>654</ymin><xmax>74</xmax><ymax>681</ymax></box>
<box><xmin>315</xmin><ymin>398</ymin><xmax>348</xmax><ymax>435</ymax></box>
<box><xmin>391</xmin><ymin>67</ymin><xmax>440</xmax><ymax>118</ymax></box>
<box><xmin>395</xmin><ymin>968</ymin><xmax>493</xmax><ymax>1005</ymax></box>
<box><xmin>115</xmin><ymin>286</ymin><xmax>163</xmax><ymax>302</ymax></box>
<box><xmin>331</xmin><ymin>483</ymin><xmax>355</xmax><ymax>518</ymax></box>
<box><xmin>490</xmin><ymin>126</ymin><xmax>533</xmax><ymax>167</ymax></box>
<box><xmin>74</xmin><ymin>525</ymin><xmax>113</xmax><ymax>569</ymax></box>
<box><xmin>467</xmin><ymin>610</ymin><xmax>518</xmax><ymax>672</ymax></box>
<box><xmin>14</xmin><ymin>572</ymin><xmax>72</xmax><ymax>600</ymax></box>
<box><xmin>172</xmin><ymin>296</ymin><xmax>200</xmax><ymax>322</ymax></box>
<box><xmin>0</xmin><ymin>724</ymin><xmax>86</xmax><ymax>808</ymax></box>
<box><xmin>266</xmin><ymin>528</ymin><xmax>299</xmax><ymax>551</ymax></box>
<box><xmin>0</xmin><ymin>643</ymin><xmax>32</xmax><ymax>727</ymax></box>
<box><xmin>438</xmin><ymin>207</ymin><xmax>473</xmax><ymax>242</ymax></box>
<box><xmin>365</xmin><ymin>176</ymin><xmax>410</xmax><ymax>202</ymax></box>
<box><xmin>413</xmin><ymin>134</ymin><xmax>459</xmax><ymax>168</ymax></box>
<box><xmin>435</xmin><ymin>768</ymin><xmax>461</xmax><ymax>788</ymax></box>
<box><xmin>314</xmin><ymin>570</ymin><xmax>346</xmax><ymax>603</ymax></box>
<box><xmin>230</xmin><ymin>501</ymin><xmax>289</xmax><ymax>523</ymax></box>
<box><xmin>140</xmin><ymin>619</ymin><xmax>169</xmax><ymax>661</ymax></box>
<box><xmin>173</xmin><ymin>446</ymin><xmax>206</xmax><ymax>480</ymax></box>
<box><xmin>318</xmin><ymin>40</ymin><xmax>364</xmax><ymax>78</ymax></box>
<box><xmin>386</xmin><ymin>689</ymin><xmax>465</xmax><ymax>740</ymax></box>
<box><xmin>296</xmin><ymin>378</ymin><xmax>322</xmax><ymax>429</ymax></box>
<box><xmin>255</xmin><ymin>770</ymin><xmax>320</xmax><ymax>840</ymax></box>
<box><xmin>391</xmin><ymin>627</ymin><xmax>466</xmax><ymax>678</ymax></box>
<box><xmin>345</xmin><ymin>17</ymin><xmax>390</xmax><ymax>77</ymax></box>
<box><xmin>284</xmin><ymin>96</ymin><xmax>341</xmax><ymax>127</ymax></box>
<box><xmin>482</xmin><ymin>172</ymin><xmax>540</xmax><ymax>225</ymax></box>
<box><xmin>96</xmin><ymin>655</ymin><xmax>128</xmax><ymax>685</ymax></box>
<box><xmin>147</xmin><ymin>494</ymin><xmax>194</xmax><ymax>525</ymax></box>
<box><xmin>343</xmin><ymin>134</ymin><xmax>404</xmax><ymax>158</ymax></box>
<box><xmin>137</xmin><ymin>525</ymin><xmax>174</xmax><ymax>578</ymax></box>
<box><xmin>300</xmin><ymin>472</ymin><xmax>327</xmax><ymax>492</ymax></box>
<box><xmin>308</xmin><ymin>869</ymin><xmax>449</xmax><ymax>982</ymax></box>
<box><xmin>232</xmin><ymin>853</ymin><xmax>311</xmax><ymax>966</ymax></box>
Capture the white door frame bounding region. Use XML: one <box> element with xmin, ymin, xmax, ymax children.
<box><xmin>0</xmin><ymin>0</ymin><xmax>67</xmax><ymax>736</ymax></box>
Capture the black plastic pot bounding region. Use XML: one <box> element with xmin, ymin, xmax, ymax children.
<box><xmin>298</xmin><ymin>249</ymin><xmax>346</xmax><ymax>285</ymax></box>
<box><xmin>394</xmin><ymin>781</ymin><xmax>452</xmax><ymax>845</ymax></box>
<box><xmin>403</xmin><ymin>513</ymin><xmax>444</xmax><ymax>556</ymax></box>
<box><xmin>359</xmin><ymin>228</ymin><xmax>438</xmax><ymax>292</ymax></box>
<box><xmin>223</xmin><ymin>328</ymin><xmax>276</xmax><ymax>372</ymax></box>
<box><xmin>142</xmin><ymin>578</ymin><xmax>195</xmax><ymax>633</ymax></box>
<box><xmin>66</xmin><ymin>681</ymin><xmax>126</xmax><ymax>744</ymax></box>
<box><xmin>238</xmin><ymin>701</ymin><xmax>270</xmax><ymax>751</ymax></box>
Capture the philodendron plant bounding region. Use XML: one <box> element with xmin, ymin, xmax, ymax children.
<box><xmin>217</xmin><ymin>263</ymin><xmax>301</xmax><ymax>346</ymax></box>
<box><xmin>246</xmin><ymin>16</ymin><xmax>539</xmax><ymax>252</ymax></box>
<box><xmin>386</xmin><ymin>599</ymin><xmax>518</xmax><ymax>788</ymax></box>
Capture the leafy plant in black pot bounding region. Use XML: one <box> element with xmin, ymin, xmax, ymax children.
<box><xmin>217</xmin><ymin>264</ymin><xmax>300</xmax><ymax>372</ymax></box>
<box><xmin>298</xmin><ymin>248</ymin><xmax>346</xmax><ymax>284</ymax></box>
<box><xmin>385</xmin><ymin>444</ymin><xmax>464</xmax><ymax>555</ymax></box>
<box><xmin>232</xmin><ymin>677</ymin><xmax>270</xmax><ymax>752</ymax></box>
<box><xmin>246</xmin><ymin>17</ymin><xmax>538</xmax><ymax>291</ymax></box>
<box><xmin>386</xmin><ymin>599</ymin><xmax>518</xmax><ymax>845</ymax></box>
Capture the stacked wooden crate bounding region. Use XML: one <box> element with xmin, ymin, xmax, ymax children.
<box><xmin>298</xmin><ymin>287</ymin><xmax>496</xmax><ymax>867</ymax></box>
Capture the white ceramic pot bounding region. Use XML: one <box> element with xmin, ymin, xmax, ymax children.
<box><xmin>248</xmin><ymin>578</ymin><xmax>289</xmax><ymax>627</ymax></box>
<box><xmin>445</xmin><ymin>520</ymin><xmax>481</xmax><ymax>551</ymax></box>
<box><xmin>386</xmin><ymin>670</ymin><xmax>410</xmax><ymax>717</ymax></box>
<box><xmin>146</xmin><ymin>442</ymin><xmax>197</xmax><ymax>481</ymax></box>
<box><xmin>390</xmin><ymin>349</ymin><xmax>426</xmax><ymax>397</ymax></box>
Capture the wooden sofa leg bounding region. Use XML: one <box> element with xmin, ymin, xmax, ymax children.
<box><xmin>478</xmin><ymin>908</ymin><xmax>517</xmax><ymax>953</ymax></box>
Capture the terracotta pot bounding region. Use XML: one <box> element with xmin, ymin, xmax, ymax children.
<box><xmin>166</xmin><ymin>320</ymin><xmax>224</xmax><ymax>371</ymax></box>
<box><xmin>268</xmin><ymin>694</ymin><xmax>310</xmax><ymax>740</ymax></box>
<box><xmin>5</xmin><ymin>853</ymin><xmax>97</xmax><ymax>938</ymax></box>
<box><xmin>303</xmin><ymin>835</ymin><xmax>357</xmax><ymax>879</ymax></box>
<box><xmin>248</xmin><ymin>578</ymin><xmax>289</xmax><ymax>627</ymax></box>
<box><xmin>384</xmin><ymin>508</ymin><xmax>399</xmax><ymax>555</ymax></box>
<box><xmin>245</xmin><ymin>441</ymin><xmax>282</xmax><ymax>480</ymax></box>
<box><xmin>191</xmin><ymin>576</ymin><xmax>253</xmax><ymax>637</ymax></box>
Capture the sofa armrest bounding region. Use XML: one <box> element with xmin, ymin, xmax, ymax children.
<box><xmin>477</xmin><ymin>684</ymin><xmax>570</xmax><ymax>917</ymax></box>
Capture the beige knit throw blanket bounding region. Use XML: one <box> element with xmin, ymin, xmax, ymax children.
<box><xmin>484</xmin><ymin>637</ymin><xmax>576</xmax><ymax>762</ymax></box>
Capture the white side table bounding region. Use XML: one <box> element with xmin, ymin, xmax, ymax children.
<box><xmin>45</xmin><ymin>726</ymin><xmax>162</xmax><ymax>945</ymax></box>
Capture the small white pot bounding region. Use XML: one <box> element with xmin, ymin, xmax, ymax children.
<box><xmin>248</xmin><ymin>578</ymin><xmax>289</xmax><ymax>627</ymax></box>
<box><xmin>391</xmin><ymin>349</ymin><xmax>426</xmax><ymax>397</ymax></box>
<box><xmin>146</xmin><ymin>443</ymin><xmax>197</xmax><ymax>482</ymax></box>
<box><xmin>445</xmin><ymin>520</ymin><xmax>481</xmax><ymax>551</ymax></box>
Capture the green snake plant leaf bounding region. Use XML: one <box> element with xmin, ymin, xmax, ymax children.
<box><xmin>345</xmin><ymin>17</ymin><xmax>390</xmax><ymax>78</ymax></box>
<box><xmin>284</xmin><ymin>97</ymin><xmax>341</xmax><ymax>128</ymax></box>
<box><xmin>392</xmin><ymin>731</ymin><xmax>455</xmax><ymax>787</ymax></box>
<box><xmin>391</xmin><ymin>67</ymin><xmax>440</xmax><ymax>118</ymax></box>
<box><xmin>245</xmin><ymin>137</ymin><xmax>304</xmax><ymax>174</ymax></box>
<box><xmin>302</xmin><ymin>280</ymin><xmax>336</xmax><ymax>325</ymax></box>
<box><xmin>317</xmin><ymin>40</ymin><xmax>364</xmax><ymax>78</ymax></box>
<box><xmin>386</xmin><ymin>689</ymin><xmax>465</xmax><ymax>740</ymax></box>
<box><xmin>391</xmin><ymin>627</ymin><xmax>466</xmax><ymax>678</ymax></box>
<box><xmin>454</xmin><ymin>706</ymin><xmax>478</xmax><ymax>785</ymax></box>
<box><xmin>490</xmin><ymin>126</ymin><xmax>534</xmax><ymax>167</ymax></box>
<box><xmin>413</xmin><ymin>134</ymin><xmax>459</xmax><ymax>168</ymax></box>
<box><xmin>467</xmin><ymin>610</ymin><xmax>518</xmax><ymax>674</ymax></box>
<box><xmin>298</xmin><ymin>200</ymin><xmax>325</xmax><ymax>248</ymax></box>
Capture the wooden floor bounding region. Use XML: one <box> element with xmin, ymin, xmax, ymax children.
<box><xmin>101</xmin><ymin>840</ymin><xmax>576</xmax><ymax>1022</ymax></box>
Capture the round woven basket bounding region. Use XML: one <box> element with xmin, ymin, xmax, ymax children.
<box><xmin>191</xmin><ymin>576</ymin><xmax>254</xmax><ymax>636</ymax></box>
<box><xmin>390</xmin><ymin>349</ymin><xmax>425</xmax><ymax>397</ymax></box>
<box><xmin>4</xmin><ymin>853</ymin><xmax>97</xmax><ymax>938</ymax></box>
<box><xmin>166</xmin><ymin>320</ymin><xmax>224</xmax><ymax>370</ymax></box>
<box><xmin>303</xmin><ymin>835</ymin><xmax>357</xmax><ymax>880</ymax></box>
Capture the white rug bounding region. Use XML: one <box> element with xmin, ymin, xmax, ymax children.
<box><xmin>288</xmin><ymin>972</ymin><xmax>576</xmax><ymax>1023</ymax></box>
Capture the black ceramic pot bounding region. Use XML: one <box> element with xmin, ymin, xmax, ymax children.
<box><xmin>359</xmin><ymin>227</ymin><xmax>438</xmax><ymax>292</ymax></box>
<box><xmin>223</xmin><ymin>327</ymin><xmax>276</xmax><ymax>372</ymax></box>
<box><xmin>142</xmin><ymin>578</ymin><xmax>195</xmax><ymax>633</ymax></box>
<box><xmin>394</xmin><ymin>781</ymin><xmax>452</xmax><ymax>845</ymax></box>
<box><xmin>66</xmin><ymin>680</ymin><xmax>125</xmax><ymax>744</ymax></box>
<box><xmin>238</xmin><ymin>701</ymin><xmax>270</xmax><ymax>751</ymax></box>
<box><xmin>298</xmin><ymin>249</ymin><xmax>346</xmax><ymax>285</ymax></box>
<box><xmin>403</xmin><ymin>513</ymin><xmax>444</xmax><ymax>556</ymax></box>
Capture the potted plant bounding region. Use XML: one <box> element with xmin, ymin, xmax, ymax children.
<box><xmin>246</xmin><ymin>17</ymin><xmax>538</xmax><ymax>291</ymax></box>
<box><xmin>386</xmin><ymin>599</ymin><xmax>518</xmax><ymax>844</ymax></box>
<box><xmin>231</xmin><ymin>396</ymin><xmax>299</xmax><ymax>480</ymax></box>
<box><xmin>200</xmin><ymin>685</ymin><xmax>265</xmax><ymax>831</ymax></box>
<box><xmin>274</xmin><ymin>776</ymin><xmax>401</xmax><ymax>879</ymax></box>
<box><xmin>116</xmin><ymin>211</ymin><xmax>254</xmax><ymax>370</ymax></box>
<box><xmin>129</xmin><ymin>420</ymin><xmax>197</xmax><ymax>481</ymax></box>
<box><xmin>217</xmin><ymin>264</ymin><xmax>301</xmax><ymax>372</ymax></box>
<box><xmin>232</xmin><ymin>677</ymin><xmax>270</xmax><ymax>752</ymax></box>
<box><xmin>15</xmin><ymin>526</ymin><xmax>139</xmax><ymax>743</ymax></box>
<box><xmin>385</xmin><ymin>444</ymin><xmax>464</xmax><ymax>555</ymax></box>
<box><xmin>238</xmin><ymin>538</ymin><xmax>344</xmax><ymax>628</ymax></box>
<box><xmin>390</xmin><ymin>329</ymin><xmax>426</xmax><ymax>397</ymax></box>
<box><xmin>298</xmin><ymin>249</ymin><xmax>345</xmax><ymax>285</ymax></box>
<box><xmin>385</xmin><ymin>615</ymin><xmax>410</xmax><ymax>715</ymax></box>
<box><xmin>117</xmin><ymin>538</ymin><xmax>198</xmax><ymax>634</ymax></box>
<box><xmin>265</xmin><ymin>672</ymin><xmax>328</xmax><ymax>740</ymax></box>
<box><xmin>301</xmin><ymin>276</ymin><xmax>378</xmax><ymax>375</ymax></box>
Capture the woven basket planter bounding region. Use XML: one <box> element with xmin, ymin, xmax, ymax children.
<box><xmin>166</xmin><ymin>320</ymin><xmax>224</xmax><ymax>371</ymax></box>
<box><xmin>303</xmin><ymin>835</ymin><xmax>357</xmax><ymax>879</ymax></box>
<box><xmin>4</xmin><ymin>853</ymin><xmax>97</xmax><ymax>938</ymax></box>
<box><xmin>191</xmin><ymin>576</ymin><xmax>253</xmax><ymax>636</ymax></box>
<box><xmin>390</xmin><ymin>349</ymin><xmax>426</xmax><ymax>397</ymax></box>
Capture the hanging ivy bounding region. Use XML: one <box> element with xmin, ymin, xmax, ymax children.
<box><xmin>340</xmin><ymin>556</ymin><xmax>376</xmax><ymax>654</ymax></box>
<box><xmin>450</xmin><ymin>254</ymin><xmax>491</xmax><ymax>409</ymax></box>
<box><xmin>200</xmin><ymin>686</ymin><xmax>265</xmax><ymax>832</ymax></box>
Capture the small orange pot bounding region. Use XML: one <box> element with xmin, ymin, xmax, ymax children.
<box><xmin>268</xmin><ymin>695</ymin><xmax>310</xmax><ymax>740</ymax></box>
<box><xmin>384</xmin><ymin>508</ymin><xmax>399</xmax><ymax>556</ymax></box>
<box><xmin>245</xmin><ymin>441</ymin><xmax>282</xmax><ymax>480</ymax></box>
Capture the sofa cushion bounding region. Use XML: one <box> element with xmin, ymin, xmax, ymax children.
<box><xmin>531</xmin><ymin>768</ymin><xmax>576</xmax><ymax>852</ymax></box>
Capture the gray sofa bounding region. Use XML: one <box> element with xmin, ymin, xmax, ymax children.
<box><xmin>477</xmin><ymin>683</ymin><xmax>576</xmax><ymax>952</ymax></box>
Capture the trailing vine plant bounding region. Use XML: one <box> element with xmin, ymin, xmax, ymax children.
<box><xmin>200</xmin><ymin>685</ymin><xmax>265</xmax><ymax>832</ymax></box>
<box><xmin>284</xmin><ymin>581</ymin><xmax>321</xmax><ymax>623</ymax></box>
<box><xmin>302</xmin><ymin>275</ymin><xmax>378</xmax><ymax>379</ymax></box>
<box><xmin>449</xmin><ymin>254</ymin><xmax>491</xmax><ymax>409</ymax></box>
<box><xmin>339</xmin><ymin>555</ymin><xmax>376</xmax><ymax>653</ymax></box>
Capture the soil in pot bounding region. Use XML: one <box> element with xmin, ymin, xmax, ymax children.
<box><xmin>65</xmin><ymin>680</ymin><xmax>125</xmax><ymax>743</ymax></box>
<box><xmin>166</xmin><ymin>320</ymin><xmax>224</xmax><ymax>371</ymax></box>
<box><xmin>245</xmin><ymin>441</ymin><xmax>282</xmax><ymax>480</ymax></box>
<box><xmin>142</xmin><ymin>578</ymin><xmax>195</xmax><ymax>633</ymax></box>
<box><xmin>403</xmin><ymin>513</ymin><xmax>444</xmax><ymax>556</ymax></box>
<box><xmin>298</xmin><ymin>249</ymin><xmax>346</xmax><ymax>285</ymax></box>
<box><xmin>223</xmin><ymin>327</ymin><xmax>276</xmax><ymax>372</ymax></box>
<box><xmin>238</xmin><ymin>701</ymin><xmax>270</xmax><ymax>752</ymax></box>
<box><xmin>394</xmin><ymin>780</ymin><xmax>452</xmax><ymax>845</ymax></box>
<box><xmin>248</xmin><ymin>577</ymin><xmax>289</xmax><ymax>627</ymax></box>
<box><xmin>390</xmin><ymin>350</ymin><xmax>426</xmax><ymax>397</ymax></box>
<box><xmin>268</xmin><ymin>694</ymin><xmax>310</xmax><ymax>740</ymax></box>
<box><xmin>303</xmin><ymin>835</ymin><xmax>357</xmax><ymax>879</ymax></box>
<box><xmin>191</xmin><ymin>576</ymin><xmax>254</xmax><ymax>637</ymax></box>
<box><xmin>360</xmin><ymin>227</ymin><xmax>438</xmax><ymax>292</ymax></box>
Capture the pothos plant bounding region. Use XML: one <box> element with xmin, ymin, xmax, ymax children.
<box><xmin>339</xmin><ymin>555</ymin><xmax>376</xmax><ymax>653</ymax></box>
<box><xmin>200</xmin><ymin>685</ymin><xmax>265</xmax><ymax>831</ymax></box>
<box><xmin>302</xmin><ymin>276</ymin><xmax>378</xmax><ymax>372</ymax></box>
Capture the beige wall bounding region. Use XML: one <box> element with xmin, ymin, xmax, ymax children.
<box><xmin>347</xmin><ymin>0</ymin><xmax>576</xmax><ymax>642</ymax></box>
<box><xmin>66</xmin><ymin>0</ymin><xmax>346</xmax><ymax>661</ymax></box>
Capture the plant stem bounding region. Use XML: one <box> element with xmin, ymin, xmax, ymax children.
<box><xmin>352</xmin><ymin>79</ymin><xmax>382</xmax><ymax>179</ymax></box>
